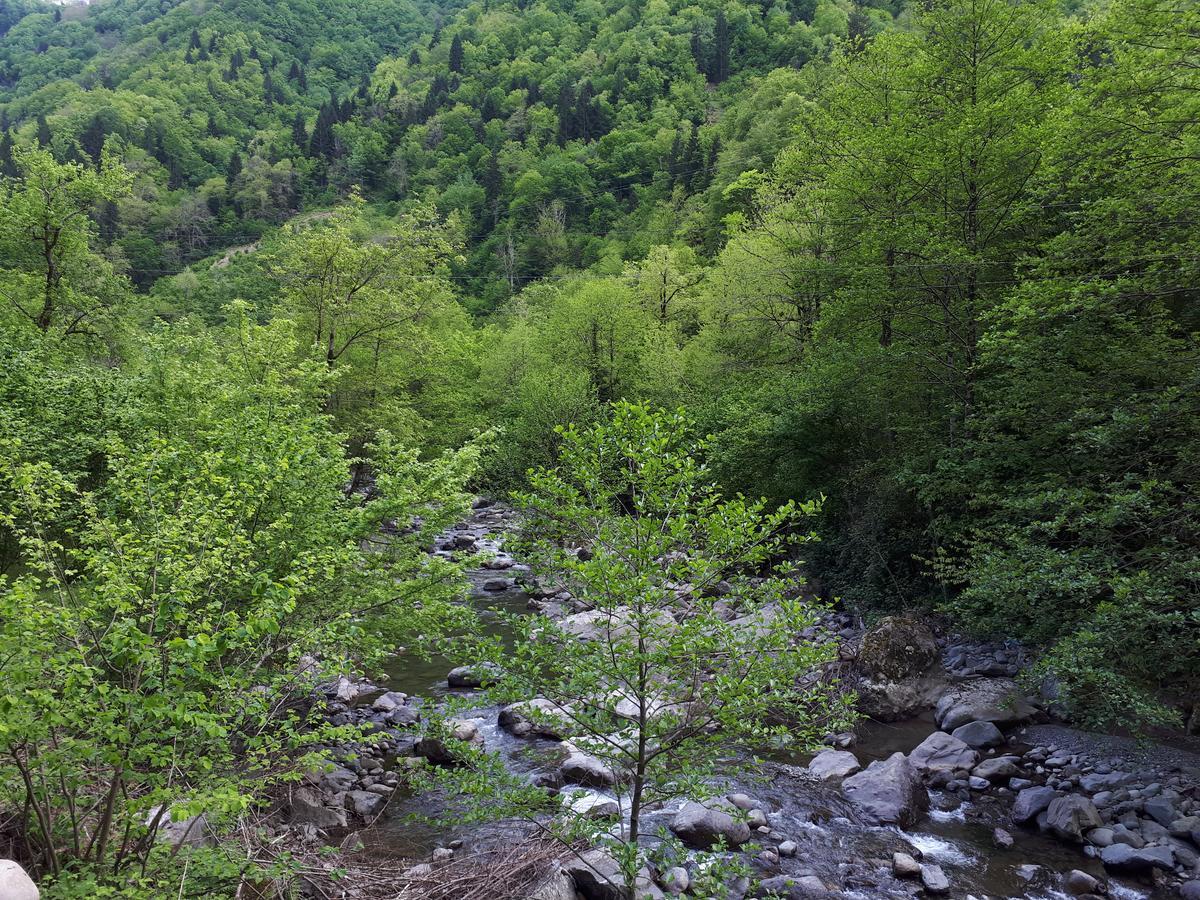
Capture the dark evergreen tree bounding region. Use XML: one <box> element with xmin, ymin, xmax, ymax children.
<box><xmin>408</xmin><ymin>48</ymin><xmax>421</xmax><ymax>65</ymax></box>
<box><xmin>263</xmin><ymin>70</ymin><xmax>276</xmax><ymax>106</ymax></box>
<box><xmin>683</xmin><ymin>121</ymin><xmax>701</xmax><ymax>188</ymax></box>
<box><xmin>556</xmin><ymin>81</ymin><xmax>576</xmax><ymax>145</ymax></box>
<box><xmin>207</xmin><ymin>112</ymin><xmax>219</xmax><ymax>136</ymax></box>
<box><xmin>480</xmin><ymin>92</ymin><xmax>499</xmax><ymax>122</ymax></box>
<box><xmin>298</xmin><ymin>67</ymin><xmax>308</xmax><ymax>92</ymax></box>
<box><xmin>207</xmin><ymin>34</ymin><xmax>218</xmax><ymax>53</ymax></box>
<box><xmin>0</xmin><ymin>131</ymin><xmax>16</xmax><ymax>178</ymax></box>
<box><xmin>388</xmin><ymin>82</ymin><xmax>398</xmax><ymax>99</ymax></box>
<box><xmin>185</xmin><ymin>47</ymin><xmax>194</xmax><ymax>64</ymax></box>
<box><xmin>292</xmin><ymin>111</ymin><xmax>308</xmax><ymax>148</ymax></box>
<box><xmin>288</xmin><ymin>60</ymin><xmax>301</xmax><ymax>81</ymax></box>
<box><xmin>667</xmin><ymin>129</ymin><xmax>683</xmax><ymax>184</ymax></box>
<box><xmin>449</xmin><ymin>34</ymin><xmax>464</xmax><ymax>73</ymax></box>
<box><xmin>189</xmin><ymin>28</ymin><xmax>201</xmax><ymax>50</ymax></box>
<box><xmin>198</xmin><ymin>44</ymin><xmax>209</xmax><ymax>62</ymax></box>
<box><xmin>309</xmin><ymin>103</ymin><xmax>336</xmax><ymax>157</ymax></box>
<box><xmin>227</xmin><ymin>149</ymin><xmax>242</xmax><ymax>179</ymax></box>
<box><xmin>713</xmin><ymin>10</ymin><xmax>731</xmax><ymax>83</ymax></box>
<box><xmin>35</xmin><ymin>114</ymin><xmax>51</xmax><ymax>148</ymax></box>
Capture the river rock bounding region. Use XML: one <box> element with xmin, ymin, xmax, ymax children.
<box><xmin>563</xmin><ymin>849</ymin><xmax>654</xmax><ymax>900</ymax></box>
<box><xmin>1046</xmin><ymin>795</ymin><xmax>1104</xmax><ymax>842</ymax></box>
<box><xmin>1013</xmin><ymin>786</ymin><xmax>1058</xmax><ymax>824</ymax></box>
<box><xmin>755</xmin><ymin>875</ymin><xmax>830</xmax><ymax>897</ymax></box>
<box><xmin>951</xmin><ymin>720</ymin><xmax>1005</xmax><ymax>750</ymax></box>
<box><xmin>529</xmin><ymin>870</ymin><xmax>577</xmax><ymax>900</ymax></box>
<box><xmin>289</xmin><ymin>786</ymin><xmax>348</xmax><ymax>829</ymax></box>
<box><xmin>447</xmin><ymin>663</ymin><xmax>500</xmax><ymax>689</ymax></box>
<box><xmin>1100</xmin><ymin>842</ymin><xmax>1175</xmax><ymax>871</ymax></box>
<box><xmin>671</xmin><ymin>800</ymin><xmax>752</xmax><ymax>848</ymax></box>
<box><xmin>565</xmin><ymin>790</ymin><xmax>619</xmax><ymax>819</ymax></box>
<box><xmin>499</xmin><ymin>698</ymin><xmax>574</xmax><ymax>739</ymax></box>
<box><xmin>973</xmin><ymin>756</ymin><xmax>1021</xmax><ymax>782</ymax></box>
<box><xmin>371</xmin><ymin>690</ymin><xmax>408</xmax><ymax>712</ymax></box>
<box><xmin>561</xmin><ymin>752</ymin><xmax>617</xmax><ymax>788</ymax></box>
<box><xmin>841</xmin><ymin>752</ymin><xmax>929</xmax><ymax>827</ymax></box>
<box><xmin>1180</xmin><ymin>881</ymin><xmax>1200</xmax><ymax>900</ymax></box>
<box><xmin>857</xmin><ymin>616</ymin><xmax>938</xmax><ymax>681</ymax></box>
<box><xmin>661</xmin><ymin>866</ymin><xmax>689</xmax><ymax>894</ymax></box>
<box><xmin>414</xmin><ymin>719</ymin><xmax>483</xmax><ymax>765</ymax></box>
<box><xmin>346</xmin><ymin>789</ymin><xmax>385</xmax><ymax>818</ymax></box>
<box><xmin>893</xmin><ymin>852</ymin><xmax>922</xmax><ymax>878</ymax></box>
<box><xmin>934</xmin><ymin>678</ymin><xmax>1039</xmax><ymax>731</ymax></box>
<box><xmin>921</xmin><ymin>864</ymin><xmax>950</xmax><ymax>894</ymax></box>
<box><xmin>0</xmin><ymin>860</ymin><xmax>38</xmax><ymax>900</ymax></box>
<box><xmin>808</xmin><ymin>749</ymin><xmax>861</xmax><ymax>780</ymax></box>
<box><xmin>1064</xmin><ymin>870</ymin><xmax>1100</xmax><ymax>896</ymax></box>
<box><xmin>993</xmin><ymin>827</ymin><xmax>1014</xmax><ymax>849</ymax></box>
<box><xmin>1144</xmin><ymin>796</ymin><xmax>1179</xmax><ymax>827</ymax></box>
<box><xmin>909</xmin><ymin>731</ymin><xmax>978</xmax><ymax>776</ymax></box>
<box><xmin>853</xmin><ymin>617</ymin><xmax>948</xmax><ymax>721</ymax></box>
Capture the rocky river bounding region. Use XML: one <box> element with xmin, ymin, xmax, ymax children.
<box><xmin>296</xmin><ymin>502</ymin><xmax>1200</xmax><ymax>900</ymax></box>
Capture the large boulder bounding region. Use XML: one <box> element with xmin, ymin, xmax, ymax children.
<box><xmin>561</xmin><ymin>752</ymin><xmax>617</xmax><ymax>788</ymax></box>
<box><xmin>1099</xmin><ymin>843</ymin><xmax>1175</xmax><ymax>872</ymax></box>
<box><xmin>853</xmin><ymin>617</ymin><xmax>946</xmax><ymax>721</ymax></box>
<box><xmin>1012</xmin><ymin>786</ymin><xmax>1059</xmax><ymax>824</ymax></box>
<box><xmin>499</xmin><ymin>699</ymin><xmax>574</xmax><ymax>739</ymax></box>
<box><xmin>841</xmin><ymin>752</ymin><xmax>929</xmax><ymax>827</ymax></box>
<box><xmin>808</xmin><ymin>749</ymin><xmax>861</xmax><ymax>781</ymax></box>
<box><xmin>414</xmin><ymin>719</ymin><xmax>484</xmax><ymax>765</ymax></box>
<box><xmin>908</xmin><ymin>731</ymin><xmax>978</xmax><ymax>776</ymax></box>
<box><xmin>447</xmin><ymin>663</ymin><xmax>500</xmax><ymax>689</ymax></box>
<box><xmin>1045</xmin><ymin>795</ymin><xmax>1103</xmax><ymax>843</ymax></box>
<box><xmin>972</xmin><ymin>756</ymin><xmax>1021</xmax><ymax>782</ymax></box>
<box><xmin>289</xmin><ymin>786</ymin><xmax>349</xmax><ymax>829</ymax></box>
<box><xmin>951</xmin><ymin>720</ymin><xmax>1005</xmax><ymax>750</ymax></box>
<box><xmin>934</xmin><ymin>678</ymin><xmax>1039</xmax><ymax>731</ymax></box>
<box><xmin>529</xmin><ymin>870</ymin><xmax>578</xmax><ymax>900</ymax></box>
<box><xmin>670</xmin><ymin>800</ymin><xmax>752</xmax><ymax>849</ymax></box>
<box><xmin>563</xmin><ymin>849</ymin><xmax>662</xmax><ymax>900</ymax></box>
<box><xmin>0</xmin><ymin>860</ymin><xmax>38</xmax><ymax>900</ymax></box>
<box><xmin>857</xmin><ymin>616</ymin><xmax>939</xmax><ymax>681</ymax></box>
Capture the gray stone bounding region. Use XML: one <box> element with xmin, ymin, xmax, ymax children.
<box><xmin>1099</xmin><ymin>842</ymin><xmax>1175</xmax><ymax>872</ymax></box>
<box><xmin>145</xmin><ymin>805</ymin><xmax>213</xmax><ymax>849</ymax></box>
<box><xmin>892</xmin><ymin>852</ymin><xmax>921</xmax><ymax>878</ymax></box>
<box><xmin>499</xmin><ymin>698</ymin><xmax>574</xmax><ymax>739</ymax></box>
<box><xmin>565</xmin><ymin>791</ymin><xmax>619</xmax><ymax>819</ymax></box>
<box><xmin>0</xmin><ymin>860</ymin><xmax>38</xmax><ymax>900</ymax></box>
<box><xmin>1087</xmin><ymin>827</ymin><xmax>1115</xmax><ymax>847</ymax></box>
<box><xmin>1046</xmin><ymin>795</ymin><xmax>1104</xmax><ymax>843</ymax></box>
<box><xmin>993</xmin><ymin>827</ymin><xmax>1014</xmax><ymax>849</ymax></box>
<box><xmin>1013</xmin><ymin>786</ymin><xmax>1058</xmax><ymax>824</ymax></box>
<box><xmin>778</xmin><ymin>840</ymin><xmax>798</xmax><ymax>857</ymax></box>
<box><xmin>371</xmin><ymin>690</ymin><xmax>408</xmax><ymax>712</ymax></box>
<box><xmin>1064</xmin><ymin>870</ymin><xmax>1100</xmax><ymax>896</ymax></box>
<box><xmin>920</xmin><ymin>864</ymin><xmax>950</xmax><ymax>894</ymax></box>
<box><xmin>1080</xmin><ymin>771</ymin><xmax>1133</xmax><ymax>792</ymax></box>
<box><xmin>670</xmin><ymin>800</ymin><xmax>752</xmax><ymax>849</ymax></box>
<box><xmin>561</xmin><ymin>752</ymin><xmax>617</xmax><ymax>788</ymax></box>
<box><xmin>1179</xmin><ymin>881</ymin><xmax>1200</xmax><ymax>900</ymax></box>
<box><xmin>856</xmin><ymin>616</ymin><xmax>938</xmax><ymax>681</ymax></box>
<box><xmin>909</xmin><ymin>731</ymin><xmax>978</xmax><ymax>776</ymax></box>
<box><xmin>347</xmin><ymin>789</ymin><xmax>385</xmax><ymax>818</ymax></box>
<box><xmin>661</xmin><ymin>866</ymin><xmax>689</xmax><ymax>895</ymax></box>
<box><xmin>529</xmin><ymin>870</ymin><xmax>578</xmax><ymax>900</ymax></box>
<box><xmin>934</xmin><ymin>678</ymin><xmax>1039</xmax><ymax>731</ymax></box>
<box><xmin>951</xmin><ymin>720</ymin><xmax>1005</xmax><ymax>750</ymax></box>
<box><xmin>808</xmin><ymin>750</ymin><xmax>861</xmax><ymax>781</ymax></box>
<box><xmin>447</xmin><ymin>663</ymin><xmax>500</xmax><ymax>689</ymax></box>
<box><xmin>289</xmin><ymin>786</ymin><xmax>348</xmax><ymax>829</ymax></box>
<box><xmin>1145</xmin><ymin>796</ymin><xmax>1179</xmax><ymax>827</ymax></box>
<box><xmin>563</xmin><ymin>849</ymin><xmax>625</xmax><ymax>900</ymax></box>
<box><xmin>973</xmin><ymin>756</ymin><xmax>1021</xmax><ymax>782</ymax></box>
<box><xmin>841</xmin><ymin>752</ymin><xmax>929</xmax><ymax>827</ymax></box>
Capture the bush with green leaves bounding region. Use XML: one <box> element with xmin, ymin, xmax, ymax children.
<box><xmin>0</xmin><ymin>308</ymin><xmax>484</xmax><ymax>897</ymax></box>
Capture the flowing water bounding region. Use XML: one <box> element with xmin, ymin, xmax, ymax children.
<box><xmin>356</xmin><ymin>509</ymin><xmax>1163</xmax><ymax>899</ymax></box>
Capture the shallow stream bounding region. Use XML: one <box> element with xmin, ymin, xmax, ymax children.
<box><xmin>358</xmin><ymin>511</ymin><xmax>1163</xmax><ymax>900</ymax></box>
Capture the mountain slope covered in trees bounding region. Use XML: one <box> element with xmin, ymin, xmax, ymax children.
<box><xmin>0</xmin><ymin>0</ymin><xmax>1197</xmax><ymax>893</ymax></box>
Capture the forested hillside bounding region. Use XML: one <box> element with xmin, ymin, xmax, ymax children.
<box><xmin>0</xmin><ymin>0</ymin><xmax>1197</xmax><ymax>894</ymax></box>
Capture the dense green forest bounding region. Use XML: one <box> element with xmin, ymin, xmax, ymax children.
<box><xmin>0</xmin><ymin>0</ymin><xmax>1197</xmax><ymax>893</ymax></box>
